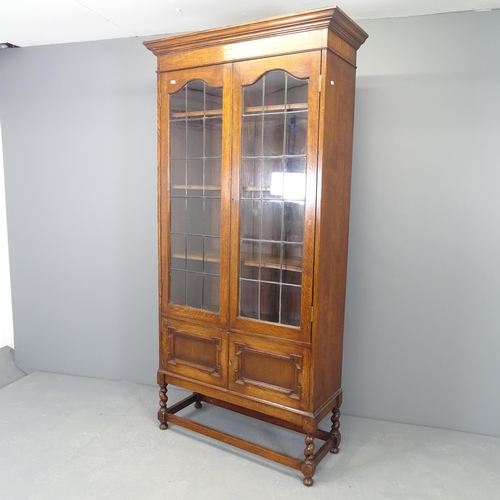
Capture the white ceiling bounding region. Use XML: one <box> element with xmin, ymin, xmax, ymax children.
<box><xmin>1</xmin><ymin>0</ymin><xmax>499</xmax><ymax>47</ymax></box>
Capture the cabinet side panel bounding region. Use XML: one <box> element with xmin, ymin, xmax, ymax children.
<box><xmin>312</xmin><ymin>50</ymin><xmax>357</xmax><ymax>410</ymax></box>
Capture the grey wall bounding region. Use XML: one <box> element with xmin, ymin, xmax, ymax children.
<box><xmin>343</xmin><ymin>10</ymin><xmax>500</xmax><ymax>437</ymax></box>
<box><xmin>1</xmin><ymin>9</ymin><xmax>499</xmax><ymax>436</ymax></box>
<box><xmin>0</xmin><ymin>38</ymin><xmax>159</xmax><ymax>385</ymax></box>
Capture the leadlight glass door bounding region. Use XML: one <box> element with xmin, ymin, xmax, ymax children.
<box><xmin>161</xmin><ymin>66</ymin><xmax>231</xmax><ymax>323</ymax></box>
<box><xmin>229</xmin><ymin>53</ymin><xmax>321</xmax><ymax>342</ymax></box>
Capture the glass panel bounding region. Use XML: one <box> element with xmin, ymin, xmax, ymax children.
<box><xmin>283</xmin><ymin>243</ymin><xmax>302</xmax><ymax>285</ymax></box>
<box><xmin>284</xmin><ymin>201</ymin><xmax>304</xmax><ymax>242</ymax></box>
<box><xmin>171</xmin><ymin>159</ymin><xmax>186</xmax><ymax>196</ymax></box>
<box><xmin>260</xmin><ymin>242</ymin><xmax>281</xmax><ymax>283</ymax></box>
<box><xmin>205</xmin><ymin>118</ymin><xmax>222</xmax><ymax>157</ymax></box>
<box><xmin>170</xmin><ymin>86</ymin><xmax>186</xmax><ymax>115</ymax></box>
<box><xmin>171</xmin><ymin>233</ymin><xmax>186</xmax><ymax>270</ymax></box>
<box><xmin>241</xmin><ymin>158</ymin><xmax>261</xmax><ymax>198</ymax></box>
<box><xmin>264</xmin><ymin>71</ymin><xmax>286</xmax><ymax>109</ymax></box>
<box><xmin>170</xmin><ymin>270</ymin><xmax>186</xmax><ymax>305</ymax></box>
<box><xmin>186</xmin><ymin>272</ymin><xmax>203</xmax><ymax>309</ymax></box>
<box><xmin>283</xmin><ymin>269</ymin><xmax>302</xmax><ymax>286</ymax></box>
<box><xmin>285</xmin><ymin>156</ymin><xmax>306</xmax><ymax>174</ymax></box>
<box><xmin>169</xmin><ymin>80</ymin><xmax>222</xmax><ymax>312</ymax></box>
<box><xmin>206</xmin><ymin>87</ymin><xmax>222</xmax><ymax>111</ymax></box>
<box><xmin>240</xmin><ymin>199</ymin><xmax>261</xmax><ymax>240</ymax></box>
<box><xmin>240</xmin><ymin>280</ymin><xmax>259</xmax><ymax>320</ymax></box>
<box><xmin>187</xmin><ymin>119</ymin><xmax>203</xmax><ymax>158</ymax></box>
<box><xmin>260</xmin><ymin>282</ymin><xmax>280</xmax><ymax>323</ymax></box>
<box><xmin>243</xmin><ymin>77</ymin><xmax>263</xmax><ymax>112</ymax></box>
<box><xmin>186</xmin><ymin>235</ymin><xmax>203</xmax><ymax>272</ymax></box>
<box><xmin>204</xmin><ymin>237</ymin><xmax>220</xmax><ymax>275</ymax></box>
<box><xmin>170</xmin><ymin>198</ymin><xmax>186</xmax><ymax>234</ymax></box>
<box><xmin>262</xmin><ymin>200</ymin><xmax>282</xmax><ymax>241</ymax></box>
<box><xmin>170</xmin><ymin>121</ymin><xmax>186</xmax><ymax>159</ymax></box>
<box><xmin>286</xmin><ymin>75</ymin><xmax>308</xmax><ymax>107</ymax></box>
<box><xmin>281</xmin><ymin>285</ymin><xmax>301</xmax><ymax>327</ymax></box>
<box><xmin>286</xmin><ymin>112</ymin><xmax>307</xmax><ymax>156</ymax></box>
<box><xmin>238</xmin><ymin>70</ymin><xmax>308</xmax><ymax>327</ymax></box>
<box><xmin>204</xmin><ymin>198</ymin><xmax>220</xmax><ymax>237</ymax></box>
<box><xmin>186</xmin><ymin>81</ymin><xmax>205</xmax><ymax>113</ymax></box>
<box><xmin>187</xmin><ymin>159</ymin><xmax>203</xmax><ymax>192</ymax></box>
<box><xmin>263</xmin><ymin>158</ymin><xmax>282</xmax><ymax>199</ymax></box>
<box><xmin>240</xmin><ymin>240</ymin><xmax>260</xmax><ymax>280</ymax></box>
<box><xmin>205</xmin><ymin>158</ymin><xmax>221</xmax><ymax>196</ymax></box>
<box><xmin>186</xmin><ymin>198</ymin><xmax>203</xmax><ymax>235</ymax></box>
<box><xmin>263</xmin><ymin>113</ymin><xmax>285</xmax><ymax>156</ymax></box>
<box><xmin>242</xmin><ymin>115</ymin><xmax>263</xmax><ymax>157</ymax></box>
<box><xmin>204</xmin><ymin>275</ymin><xmax>220</xmax><ymax>312</ymax></box>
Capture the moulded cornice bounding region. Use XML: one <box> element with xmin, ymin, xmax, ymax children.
<box><xmin>144</xmin><ymin>7</ymin><xmax>368</xmax><ymax>56</ymax></box>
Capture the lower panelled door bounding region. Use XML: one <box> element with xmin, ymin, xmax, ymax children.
<box><xmin>160</xmin><ymin>317</ymin><xmax>227</xmax><ymax>388</ymax></box>
<box><xmin>227</xmin><ymin>332</ymin><xmax>310</xmax><ymax>411</ymax></box>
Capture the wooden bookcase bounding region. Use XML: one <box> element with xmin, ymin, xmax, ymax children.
<box><xmin>144</xmin><ymin>7</ymin><xmax>367</xmax><ymax>486</ymax></box>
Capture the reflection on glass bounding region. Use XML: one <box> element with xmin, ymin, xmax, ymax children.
<box><xmin>205</xmin><ymin>118</ymin><xmax>223</xmax><ymax>157</ymax></box>
<box><xmin>204</xmin><ymin>275</ymin><xmax>220</xmax><ymax>312</ymax></box>
<box><xmin>205</xmin><ymin>158</ymin><xmax>221</xmax><ymax>197</ymax></box>
<box><xmin>239</xmin><ymin>70</ymin><xmax>308</xmax><ymax>327</ymax></box>
<box><xmin>263</xmin><ymin>114</ymin><xmax>285</xmax><ymax>156</ymax></box>
<box><xmin>170</xmin><ymin>121</ymin><xmax>187</xmax><ymax>159</ymax></box>
<box><xmin>171</xmin><ymin>233</ymin><xmax>186</xmax><ymax>271</ymax></box>
<box><xmin>169</xmin><ymin>80</ymin><xmax>223</xmax><ymax>312</ymax></box>
<box><xmin>286</xmin><ymin>112</ymin><xmax>307</xmax><ymax>155</ymax></box>
<box><xmin>186</xmin><ymin>272</ymin><xmax>203</xmax><ymax>309</ymax></box>
<box><xmin>242</xmin><ymin>115</ymin><xmax>263</xmax><ymax>157</ymax></box>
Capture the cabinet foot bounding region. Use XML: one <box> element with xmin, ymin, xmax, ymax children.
<box><xmin>300</xmin><ymin>434</ymin><xmax>316</xmax><ymax>486</ymax></box>
<box><xmin>158</xmin><ymin>383</ymin><xmax>169</xmax><ymax>430</ymax></box>
<box><xmin>194</xmin><ymin>393</ymin><xmax>203</xmax><ymax>409</ymax></box>
<box><xmin>330</xmin><ymin>405</ymin><xmax>341</xmax><ymax>453</ymax></box>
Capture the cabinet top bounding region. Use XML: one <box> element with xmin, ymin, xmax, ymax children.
<box><xmin>143</xmin><ymin>7</ymin><xmax>368</xmax><ymax>60</ymax></box>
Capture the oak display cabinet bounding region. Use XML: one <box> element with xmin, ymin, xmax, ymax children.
<box><xmin>144</xmin><ymin>7</ymin><xmax>367</xmax><ymax>486</ymax></box>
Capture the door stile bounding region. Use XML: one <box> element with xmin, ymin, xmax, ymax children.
<box><xmin>219</xmin><ymin>63</ymin><xmax>233</xmax><ymax>327</ymax></box>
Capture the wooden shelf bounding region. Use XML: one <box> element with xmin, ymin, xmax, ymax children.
<box><xmin>172</xmin><ymin>250</ymin><xmax>302</xmax><ymax>273</ymax></box>
<box><xmin>241</xmin><ymin>186</ymin><xmax>270</xmax><ymax>192</ymax></box>
<box><xmin>241</xmin><ymin>253</ymin><xmax>302</xmax><ymax>273</ymax></box>
<box><xmin>172</xmin><ymin>250</ymin><xmax>220</xmax><ymax>263</ymax></box>
<box><xmin>171</xmin><ymin>185</ymin><xmax>221</xmax><ymax>191</ymax></box>
<box><xmin>169</xmin><ymin>103</ymin><xmax>307</xmax><ymax>120</ymax></box>
<box><xmin>244</xmin><ymin>103</ymin><xmax>307</xmax><ymax>114</ymax></box>
<box><xmin>170</xmin><ymin>109</ymin><xmax>222</xmax><ymax>119</ymax></box>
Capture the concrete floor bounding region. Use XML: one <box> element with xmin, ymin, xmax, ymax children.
<box><xmin>0</xmin><ymin>346</ymin><xmax>26</xmax><ymax>390</ymax></box>
<box><xmin>0</xmin><ymin>372</ymin><xmax>499</xmax><ymax>500</ymax></box>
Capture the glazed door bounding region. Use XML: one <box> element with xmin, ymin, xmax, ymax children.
<box><xmin>229</xmin><ymin>53</ymin><xmax>321</xmax><ymax>342</ymax></box>
<box><xmin>160</xmin><ymin>65</ymin><xmax>232</xmax><ymax>325</ymax></box>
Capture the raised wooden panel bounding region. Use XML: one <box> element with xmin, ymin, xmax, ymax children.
<box><xmin>228</xmin><ymin>333</ymin><xmax>310</xmax><ymax>410</ymax></box>
<box><xmin>167</xmin><ymin>330</ymin><xmax>220</xmax><ymax>373</ymax></box>
<box><xmin>234</xmin><ymin>343</ymin><xmax>302</xmax><ymax>399</ymax></box>
<box><xmin>160</xmin><ymin>318</ymin><xmax>227</xmax><ymax>387</ymax></box>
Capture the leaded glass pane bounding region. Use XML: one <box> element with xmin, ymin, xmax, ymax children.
<box><xmin>169</xmin><ymin>80</ymin><xmax>222</xmax><ymax>313</ymax></box>
<box><xmin>239</xmin><ymin>70</ymin><xmax>308</xmax><ymax>326</ymax></box>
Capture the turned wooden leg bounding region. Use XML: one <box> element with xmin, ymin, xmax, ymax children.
<box><xmin>330</xmin><ymin>405</ymin><xmax>341</xmax><ymax>454</ymax></box>
<box><xmin>194</xmin><ymin>393</ymin><xmax>203</xmax><ymax>409</ymax></box>
<box><xmin>301</xmin><ymin>434</ymin><xmax>316</xmax><ymax>486</ymax></box>
<box><xmin>158</xmin><ymin>383</ymin><xmax>168</xmax><ymax>430</ymax></box>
